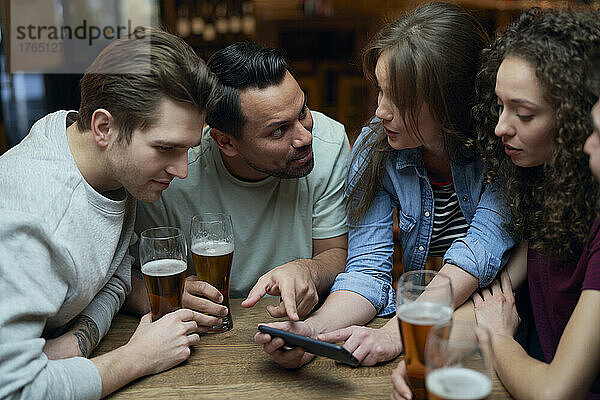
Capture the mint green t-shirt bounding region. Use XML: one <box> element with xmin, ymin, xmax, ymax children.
<box><xmin>135</xmin><ymin>111</ymin><xmax>350</xmax><ymax>297</ymax></box>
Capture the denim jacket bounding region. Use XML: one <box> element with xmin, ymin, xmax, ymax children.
<box><xmin>330</xmin><ymin>125</ymin><xmax>515</xmax><ymax>316</ymax></box>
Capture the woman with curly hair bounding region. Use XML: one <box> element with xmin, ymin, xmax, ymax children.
<box><xmin>446</xmin><ymin>8</ymin><xmax>600</xmax><ymax>400</ymax></box>
<box><xmin>256</xmin><ymin>1</ymin><xmax>515</xmax><ymax>372</ymax></box>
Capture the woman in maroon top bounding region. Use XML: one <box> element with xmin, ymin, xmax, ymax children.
<box><xmin>392</xmin><ymin>8</ymin><xmax>600</xmax><ymax>400</ymax></box>
<box><xmin>469</xmin><ymin>9</ymin><xmax>600</xmax><ymax>400</ymax></box>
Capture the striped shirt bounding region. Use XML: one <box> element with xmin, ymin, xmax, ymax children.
<box><xmin>428</xmin><ymin>178</ymin><xmax>469</xmax><ymax>258</ymax></box>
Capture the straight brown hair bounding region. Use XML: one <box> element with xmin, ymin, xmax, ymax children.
<box><xmin>347</xmin><ymin>2</ymin><xmax>488</xmax><ymax>224</ymax></box>
<box><xmin>77</xmin><ymin>27</ymin><xmax>220</xmax><ymax>142</ymax></box>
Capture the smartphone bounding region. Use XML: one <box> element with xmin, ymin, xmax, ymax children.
<box><xmin>258</xmin><ymin>325</ymin><xmax>360</xmax><ymax>367</ymax></box>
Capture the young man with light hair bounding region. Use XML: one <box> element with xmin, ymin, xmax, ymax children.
<box><xmin>0</xmin><ymin>27</ymin><xmax>220</xmax><ymax>398</ymax></box>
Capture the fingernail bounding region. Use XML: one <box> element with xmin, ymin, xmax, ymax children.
<box><xmin>223</xmin><ymin>308</ymin><xmax>229</xmax><ymax>316</ymax></box>
<box><xmin>403</xmin><ymin>393</ymin><xmax>412</xmax><ymax>400</ymax></box>
<box><xmin>219</xmin><ymin>295</ymin><xmax>224</xmax><ymax>303</ymax></box>
<box><xmin>217</xmin><ymin>318</ymin><xmax>223</xmax><ymax>324</ymax></box>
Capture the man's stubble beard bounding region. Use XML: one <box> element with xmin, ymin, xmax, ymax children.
<box><xmin>243</xmin><ymin>154</ymin><xmax>314</xmax><ymax>179</ymax></box>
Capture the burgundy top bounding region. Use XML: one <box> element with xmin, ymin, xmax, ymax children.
<box><xmin>527</xmin><ymin>218</ymin><xmax>600</xmax><ymax>399</ymax></box>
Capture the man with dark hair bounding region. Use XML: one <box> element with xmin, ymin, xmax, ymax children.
<box><xmin>135</xmin><ymin>42</ymin><xmax>350</xmax><ymax>321</ymax></box>
<box><xmin>0</xmin><ymin>27</ymin><xmax>220</xmax><ymax>398</ymax></box>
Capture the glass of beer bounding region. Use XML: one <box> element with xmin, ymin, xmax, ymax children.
<box><xmin>396</xmin><ymin>270</ymin><xmax>453</xmax><ymax>399</ymax></box>
<box><xmin>191</xmin><ymin>213</ymin><xmax>234</xmax><ymax>333</ymax></box>
<box><xmin>139</xmin><ymin>227</ymin><xmax>188</xmax><ymax>322</ymax></box>
<box><xmin>425</xmin><ymin>320</ymin><xmax>493</xmax><ymax>400</ymax></box>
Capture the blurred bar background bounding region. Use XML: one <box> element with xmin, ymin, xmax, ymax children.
<box><xmin>0</xmin><ymin>0</ymin><xmax>597</xmax><ymax>155</ymax></box>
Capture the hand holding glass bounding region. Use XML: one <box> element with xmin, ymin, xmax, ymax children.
<box><xmin>191</xmin><ymin>213</ymin><xmax>234</xmax><ymax>333</ymax></box>
<box><xmin>396</xmin><ymin>270</ymin><xmax>454</xmax><ymax>399</ymax></box>
<box><xmin>139</xmin><ymin>227</ymin><xmax>188</xmax><ymax>321</ymax></box>
<box><xmin>425</xmin><ymin>320</ymin><xmax>493</xmax><ymax>400</ymax></box>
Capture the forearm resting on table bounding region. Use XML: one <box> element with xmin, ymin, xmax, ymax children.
<box><xmin>43</xmin><ymin>315</ymin><xmax>100</xmax><ymax>359</ymax></box>
<box><xmin>490</xmin><ymin>334</ymin><xmax>566</xmax><ymax>400</ymax></box>
<box><xmin>308</xmin><ymin>246</ymin><xmax>347</xmax><ymax>297</ymax></box>
<box><xmin>438</xmin><ymin>263</ymin><xmax>479</xmax><ymax>308</ymax></box>
<box><xmin>440</xmin><ymin>240</ymin><xmax>528</xmax><ymax>309</ymax></box>
<box><xmin>451</xmin><ymin>241</ymin><xmax>529</xmax><ymax>322</ymax></box>
<box><xmin>306</xmin><ymin>290</ymin><xmax>377</xmax><ymax>334</ymax></box>
<box><xmin>380</xmin><ymin>315</ymin><xmax>400</xmax><ymax>334</ymax></box>
<box><xmin>92</xmin><ymin>345</ymin><xmax>146</xmax><ymax>398</ymax></box>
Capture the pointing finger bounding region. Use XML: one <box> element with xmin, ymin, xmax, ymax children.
<box><xmin>279</xmin><ymin>286</ymin><xmax>299</xmax><ymax>321</ymax></box>
<box><xmin>242</xmin><ymin>281</ymin><xmax>268</xmax><ymax>308</ymax></box>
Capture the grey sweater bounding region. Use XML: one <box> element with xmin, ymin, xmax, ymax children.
<box><xmin>0</xmin><ymin>111</ymin><xmax>135</xmax><ymax>399</ymax></box>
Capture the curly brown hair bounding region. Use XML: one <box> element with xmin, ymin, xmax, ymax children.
<box><xmin>347</xmin><ymin>2</ymin><xmax>489</xmax><ymax>223</ymax></box>
<box><xmin>475</xmin><ymin>8</ymin><xmax>600</xmax><ymax>261</ymax></box>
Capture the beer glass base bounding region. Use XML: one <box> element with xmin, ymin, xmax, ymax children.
<box><xmin>207</xmin><ymin>316</ymin><xmax>233</xmax><ymax>333</ymax></box>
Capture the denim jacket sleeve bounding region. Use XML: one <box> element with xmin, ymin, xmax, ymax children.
<box><xmin>330</xmin><ymin>188</ymin><xmax>396</xmax><ymax>316</ymax></box>
<box><xmin>329</xmin><ymin>125</ymin><xmax>396</xmax><ymax>316</ymax></box>
<box><xmin>443</xmin><ymin>182</ymin><xmax>515</xmax><ymax>287</ymax></box>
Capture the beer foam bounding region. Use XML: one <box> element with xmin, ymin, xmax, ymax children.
<box><xmin>142</xmin><ymin>259</ymin><xmax>187</xmax><ymax>277</ymax></box>
<box><xmin>426</xmin><ymin>367</ymin><xmax>492</xmax><ymax>400</ymax></box>
<box><xmin>397</xmin><ymin>301</ymin><xmax>453</xmax><ymax>325</ymax></box>
<box><xmin>191</xmin><ymin>241</ymin><xmax>234</xmax><ymax>257</ymax></box>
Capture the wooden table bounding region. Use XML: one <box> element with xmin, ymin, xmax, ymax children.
<box><xmin>94</xmin><ymin>298</ymin><xmax>513</xmax><ymax>399</ymax></box>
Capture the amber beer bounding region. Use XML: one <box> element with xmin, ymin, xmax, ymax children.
<box><xmin>398</xmin><ymin>302</ymin><xmax>453</xmax><ymax>399</ymax></box>
<box><xmin>426</xmin><ymin>367</ymin><xmax>492</xmax><ymax>400</ymax></box>
<box><xmin>191</xmin><ymin>240</ymin><xmax>234</xmax><ymax>332</ymax></box>
<box><xmin>142</xmin><ymin>258</ymin><xmax>187</xmax><ymax>321</ymax></box>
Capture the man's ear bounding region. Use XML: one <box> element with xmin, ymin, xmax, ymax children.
<box><xmin>90</xmin><ymin>109</ymin><xmax>114</xmax><ymax>148</ymax></box>
<box><xmin>210</xmin><ymin>128</ymin><xmax>240</xmax><ymax>157</ymax></box>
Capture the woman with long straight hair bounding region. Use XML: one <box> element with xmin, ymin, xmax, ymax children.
<box><xmin>256</xmin><ymin>1</ymin><xmax>515</xmax><ymax>370</ymax></box>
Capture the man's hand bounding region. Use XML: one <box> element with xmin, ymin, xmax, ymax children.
<box><xmin>90</xmin><ymin>308</ymin><xmax>201</xmax><ymax>398</ymax></box>
<box><xmin>472</xmin><ymin>270</ymin><xmax>520</xmax><ymax>339</ymax></box>
<box><xmin>43</xmin><ymin>315</ymin><xmax>99</xmax><ymax>359</ymax></box>
<box><xmin>242</xmin><ymin>260</ymin><xmax>318</xmax><ymax>321</ymax></box>
<box><xmin>317</xmin><ymin>325</ymin><xmax>402</xmax><ymax>366</ymax></box>
<box><xmin>123</xmin><ymin>309</ymin><xmax>200</xmax><ymax>375</ymax></box>
<box><xmin>183</xmin><ymin>276</ymin><xmax>229</xmax><ymax>331</ymax></box>
<box><xmin>254</xmin><ymin>321</ymin><xmax>318</xmax><ymax>369</ymax></box>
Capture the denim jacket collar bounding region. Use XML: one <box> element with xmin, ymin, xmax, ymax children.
<box><xmin>392</xmin><ymin>147</ymin><xmax>428</xmax><ymax>179</ymax></box>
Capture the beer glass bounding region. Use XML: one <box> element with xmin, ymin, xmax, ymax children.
<box><xmin>139</xmin><ymin>227</ymin><xmax>188</xmax><ymax>322</ymax></box>
<box><xmin>425</xmin><ymin>321</ymin><xmax>493</xmax><ymax>400</ymax></box>
<box><xmin>191</xmin><ymin>213</ymin><xmax>234</xmax><ymax>333</ymax></box>
<box><xmin>396</xmin><ymin>270</ymin><xmax>453</xmax><ymax>399</ymax></box>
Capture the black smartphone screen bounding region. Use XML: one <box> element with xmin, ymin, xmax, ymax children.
<box><xmin>258</xmin><ymin>325</ymin><xmax>360</xmax><ymax>367</ymax></box>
